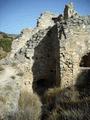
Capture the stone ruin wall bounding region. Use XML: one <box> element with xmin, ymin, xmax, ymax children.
<box><xmin>7</xmin><ymin>3</ymin><xmax>90</xmax><ymax>92</ymax></box>
<box><xmin>14</xmin><ymin>25</ymin><xmax>60</xmax><ymax>93</ymax></box>
<box><xmin>1</xmin><ymin>3</ymin><xmax>90</xmax><ymax>118</ymax></box>
<box><xmin>58</xmin><ymin>20</ymin><xmax>90</xmax><ymax>88</ymax></box>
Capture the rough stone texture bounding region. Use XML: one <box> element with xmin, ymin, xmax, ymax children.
<box><xmin>37</xmin><ymin>11</ymin><xmax>57</xmax><ymax>29</ymax></box>
<box><xmin>14</xmin><ymin>26</ymin><xmax>59</xmax><ymax>93</ymax></box>
<box><xmin>10</xmin><ymin>28</ymin><xmax>32</xmax><ymax>58</ymax></box>
<box><xmin>54</xmin><ymin>8</ymin><xmax>90</xmax><ymax>88</ymax></box>
<box><xmin>10</xmin><ymin>12</ymin><xmax>56</xmax><ymax>58</ymax></box>
<box><xmin>0</xmin><ymin>3</ymin><xmax>90</xmax><ymax>118</ymax></box>
<box><xmin>58</xmin><ymin>19</ymin><xmax>90</xmax><ymax>88</ymax></box>
<box><xmin>64</xmin><ymin>2</ymin><xmax>78</xmax><ymax>19</ymax></box>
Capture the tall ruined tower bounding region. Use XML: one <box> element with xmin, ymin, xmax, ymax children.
<box><xmin>64</xmin><ymin>2</ymin><xmax>78</xmax><ymax>19</ymax></box>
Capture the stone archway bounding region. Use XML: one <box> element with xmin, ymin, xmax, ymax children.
<box><xmin>76</xmin><ymin>52</ymin><xmax>90</xmax><ymax>97</ymax></box>
<box><xmin>74</xmin><ymin>52</ymin><xmax>90</xmax><ymax>98</ymax></box>
<box><xmin>78</xmin><ymin>52</ymin><xmax>90</xmax><ymax>87</ymax></box>
<box><xmin>80</xmin><ymin>53</ymin><xmax>90</xmax><ymax>67</ymax></box>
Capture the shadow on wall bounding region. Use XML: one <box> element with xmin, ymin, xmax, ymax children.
<box><xmin>32</xmin><ymin>25</ymin><xmax>61</xmax><ymax>97</ymax></box>
<box><xmin>76</xmin><ymin>70</ymin><xmax>90</xmax><ymax>88</ymax></box>
<box><xmin>75</xmin><ymin>70</ymin><xmax>90</xmax><ymax>98</ymax></box>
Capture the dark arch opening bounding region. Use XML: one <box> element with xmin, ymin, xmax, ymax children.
<box><xmin>79</xmin><ymin>52</ymin><xmax>90</xmax><ymax>87</ymax></box>
<box><xmin>80</xmin><ymin>53</ymin><xmax>90</xmax><ymax>67</ymax></box>
<box><xmin>76</xmin><ymin>53</ymin><xmax>90</xmax><ymax>98</ymax></box>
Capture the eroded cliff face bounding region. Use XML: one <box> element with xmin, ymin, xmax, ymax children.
<box><xmin>0</xmin><ymin>3</ymin><xmax>90</xmax><ymax>119</ymax></box>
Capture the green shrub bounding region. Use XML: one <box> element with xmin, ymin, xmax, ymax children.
<box><xmin>0</xmin><ymin>38</ymin><xmax>12</xmax><ymax>52</ymax></box>
<box><xmin>2</xmin><ymin>33</ymin><xmax>8</xmax><ymax>38</ymax></box>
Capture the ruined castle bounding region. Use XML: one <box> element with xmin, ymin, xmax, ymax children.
<box><xmin>10</xmin><ymin>2</ymin><xmax>90</xmax><ymax>91</ymax></box>
<box><xmin>0</xmin><ymin>3</ymin><xmax>90</xmax><ymax>119</ymax></box>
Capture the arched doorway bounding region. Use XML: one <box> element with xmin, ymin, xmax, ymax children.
<box><xmin>79</xmin><ymin>53</ymin><xmax>90</xmax><ymax>86</ymax></box>
<box><xmin>76</xmin><ymin>52</ymin><xmax>90</xmax><ymax>97</ymax></box>
<box><xmin>80</xmin><ymin>53</ymin><xmax>90</xmax><ymax>67</ymax></box>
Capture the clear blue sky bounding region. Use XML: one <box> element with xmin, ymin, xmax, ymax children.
<box><xmin>0</xmin><ymin>0</ymin><xmax>90</xmax><ymax>34</ymax></box>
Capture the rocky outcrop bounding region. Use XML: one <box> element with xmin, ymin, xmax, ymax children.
<box><xmin>37</xmin><ymin>11</ymin><xmax>57</xmax><ymax>29</ymax></box>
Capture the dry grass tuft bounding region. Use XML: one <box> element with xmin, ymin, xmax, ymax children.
<box><xmin>42</xmin><ymin>87</ymin><xmax>90</xmax><ymax>120</ymax></box>
<box><xmin>14</xmin><ymin>91</ymin><xmax>42</xmax><ymax>120</ymax></box>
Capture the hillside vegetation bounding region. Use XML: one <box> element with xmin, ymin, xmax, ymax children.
<box><xmin>0</xmin><ymin>32</ymin><xmax>14</xmax><ymax>59</ymax></box>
